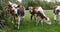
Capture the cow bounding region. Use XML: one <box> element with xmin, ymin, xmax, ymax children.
<box><xmin>29</xmin><ymin>6</ymin><xmax>51</xmax><ymax>25</ymax></box>
<box><xmin>13</xmin><ymin>5</ymin><xmax>25</xmax><ymax>29</ymax></box>
<box><xmin>29</xmin><ymin>6</ymin><xmax>46</xmax><ymax>20</ymax></box>
<box><xmin>53</xmin><ymin>5</ymin><xmax>60</xmax><ymax>24</ymax></box>
<box><xmin>6</xmin><ymin>4</ymin><xmax>25</xmax><ymax>29</ymax></box>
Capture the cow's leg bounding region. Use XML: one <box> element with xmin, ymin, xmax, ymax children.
<box><xmin>14</xmin><ymin>16</ymin><xmax>18</xmax><ymax>28</ymax></box>
<box><xmin>21</xmin><ymin>16</ymin><xmax>24</xmax><ymax>21</ymax></box>
<box><xmin>12</xmin><ymin>16</ymin><xmax>14</xmax><ymax>24</ymax></box>
<box><xmin>20</xmin><ymin>16</ymin><xmax>23</xmax><ymax>25</ymax></box>
<box><xmin>30</xmin><ymin>14</ymin><xmax>33</xmax><ymax>20</ymax></box>
<box><xmin>35</xmin><ymin>16</ymin><xmax>40</xmax><ymax>25</ymax></box>
<box><xmin>55</xmin><ymin>15</ymin><xmax>58</xmax><ymax>21</ymax></box>
<box><xmin>35</xmin><ymin>15</ymin><xmax>37</xmax><ymax>25</ymax></box>
<box><xmin>34</xmin><ymin>14</ymin><xmax>37</xmax><ymax>25</ymax></box>
<box><xmin>58</xmin><ymin>16</ymin><xmax>60</xmax><ymax>24</ymax></box>
<box><xmin>53</xmin><ymin>14</ymin><xmax>57</xmax><ymax>21</ymax></box>
<box><xmin>34</xmin><ymin>16</ymin><xmax>36</xmax><ymax>20</ymax></box>
<box><xmin>58</xmin><ymin>15</ymin><xmax>60</xmax><ymax>24</ymax></box>
<box><xmin>34</xmin><ymin>14</ymin><xmax>39</xmax><ymax>25</ymax></box>
<box><xmin>59</xmin><ymin>12</ymin><xmax>60</xmax><ymax>16</ymax></box>
<box><xmin>41</xmin><ymin>19</ymin><xmax>44</xmax><ymax>25</ymax></box>
<box><xmin>58</xmin><ymin>12</ymin><xmax>60</xmax><ymax>24</ymax></box>
<box><xmin>17</xmin><ymin>16</ymin><xmax>21</xmax><ymax>29</ymax></box>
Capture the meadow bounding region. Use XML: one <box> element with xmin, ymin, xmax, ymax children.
<box><xmin>0</xmin><ymin>10</ymin><xmax>60</xmax><ymax>32</ymax></box>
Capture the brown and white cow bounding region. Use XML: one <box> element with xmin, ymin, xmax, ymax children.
<box><xmin>6</xmin><ymin>4</ymin><xmax>25</xmax><ymax>29</ymax></box>
<box><xmin>29</xmin><ymin>7</ymin><xmax>51</xmax><ymax>25</ymax></box>
<box><xmin>13</xmin><ymin>5</ymin><xmax>25</xmax><ymax>29</ymax></box>
<box><xmin>53</xmin><ymin>5</ymin><xmax>60</xmax><ymax>24</ymax></box>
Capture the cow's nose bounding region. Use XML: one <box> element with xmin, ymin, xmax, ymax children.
<box><xmin>46</xmin><ymin>20</ymin><xmax>51</xmax><ymax>25</ymax></box>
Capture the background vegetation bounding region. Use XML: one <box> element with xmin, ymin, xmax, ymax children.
<box><xmin>0</xmin><ymin>0</ymin><xmax>60</xmax><ymax>10</ymax></box>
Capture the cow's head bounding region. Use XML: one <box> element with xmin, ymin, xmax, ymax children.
<box><xmin>11</xmin><ymin>5</ymin><xmax>18</xmax><ymax>14</ymax></box>
<box><xmin>44</xmin><ymin>17</ymin><xmax>51</xmax><ymax>25</ymax></box>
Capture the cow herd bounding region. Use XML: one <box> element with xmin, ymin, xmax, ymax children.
<box><xmin>5</xmin><ymin>2</ymin><xmax>60</xmax><ymax>29</ymax></box>
<box><xmin>29</xmin><ymin>7</ymin><xmax>51</xmax><ymax>25</ymax></box>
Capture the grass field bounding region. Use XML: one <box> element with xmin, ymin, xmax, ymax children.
<box><xmin>0</xmin><ymin>10</ymin><xmax>60</xmax><ymax>32</ymax></box>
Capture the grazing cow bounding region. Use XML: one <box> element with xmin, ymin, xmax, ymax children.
<box><xmin>29</xmin><ymin>7</ymin><xmax>46</xmax><ymax>20</ymax></box>
<box><xmin>29</xmin><ymin>7</ymin><xmax>51</xmax><ymax>25</ymax></box>
<box><xmin>53</xmin><ymin>5</ymin><xmax>60</xmax><ymax>24</ymax></box>
<box><xmin>6</xmin><ymin>4</ymin><xmax>25</xmax><ymax>29</ymax></box>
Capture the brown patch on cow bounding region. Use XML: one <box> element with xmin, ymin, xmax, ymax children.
<box><xmin>37</xmin><ymin>11</ymin><xmax>47</xmax><ymax>20</ymax></box>
<box><xmin>6</xmin><ymin>5</ymin><xmax>12</xmax><ymax>11</ymax></box>
<box><xmin>6</xmin><ymin>5</ymin><xmax>14</xmax><ymax>15</ymax></box>
<box><xmin>17</xmin><ymin>5</ymin><xmax>25</xmax><ymax>16</ymax></box>
<box><xmin>31</xmin><ymin>7</ymin><xmax>38</xmax><ymax>15</ymax></box>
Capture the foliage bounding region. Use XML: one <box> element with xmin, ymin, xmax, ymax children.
<box><xmin>0</xmin><ymin>0</ymin><xmax>60</xmax><ymax>10</ymax></box>
<box><xmin>21</xmin><ymin>0</ymin><xmax>59</xmax><ymax>10</ymax></box>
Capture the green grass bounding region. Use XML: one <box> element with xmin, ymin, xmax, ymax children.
<box><xmin>0</xmin><ymin>10</ymin><xmax>60</xmax><ymax>32</ymax></box>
